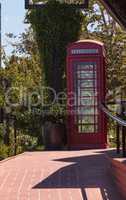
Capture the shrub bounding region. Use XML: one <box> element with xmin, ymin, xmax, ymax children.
<box><xmin>16</xmin><ymin>134</ymin><xmax>38</xmax><ymax>151</ymax></box>
<box><xmin>0</xmin><ymin>144</ymin><xmax>9</xmax><ymax>160</ymax></box>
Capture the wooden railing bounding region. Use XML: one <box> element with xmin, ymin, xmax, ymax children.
<box><xmin>101</xmin><ymin>102</ymin><xmax>126</xmax><ymax>157</ymax></box>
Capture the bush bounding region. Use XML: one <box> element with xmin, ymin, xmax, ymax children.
<box><xmin>0</xmin><ymin>144</ymin><xmax>9</xmax><ymax>160</ymax></box>
<box><xmin>16</xmin><ymin>134</ymin><xmax>38</xmax><ymax>151</ymax></box>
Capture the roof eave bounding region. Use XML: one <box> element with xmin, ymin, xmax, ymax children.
<box><xmin>99</xmin><ymin>0</ymin><xmax>126</xmax><ymax>29</ymax></box>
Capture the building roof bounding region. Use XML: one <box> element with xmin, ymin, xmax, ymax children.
<box><xmin>25</xmin><ymin>1</ymin><xmax>126</xmax><ymax>29</ymax></box>
<box><xmin>100</xmin><ymin>0</ymin><xmax>126</xmax><ymax>28</ymax></box>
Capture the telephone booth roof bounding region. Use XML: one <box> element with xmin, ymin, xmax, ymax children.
<box><xmin>67</xmin><ymin>40</ymin><xmax>105</xmax><ymax>57</ymax></box>
<box><xmin>68</xmin><ymin>40</ymin><xmax>104</xmax><ymax>46</ymax></box>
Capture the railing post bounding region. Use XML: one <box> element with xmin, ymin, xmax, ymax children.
<box><xmin>120</xmin><ymin>100</ymin><xmax>126</xmax><ymax>157</ymax></box>
<box><xmin>116</xmin><ymin>123</ymin><xmax>120</xmax><ymax>154</ymax></box>
<box><xmin>122</xmin><ymin>126</ymin><xmax>126</xmax><ymax>157</ymax></box>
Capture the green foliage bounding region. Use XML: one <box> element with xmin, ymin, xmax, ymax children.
<box><xmin>0</xmin><ymin>124</ymin><xmax>4</xmax><ymax>143</ymax></box>
<box><xmin>81</xmin><ymin>0</ymin><xmax>126</xmax><ymax>99</ymax></box>
<box><xmin>0</xmin><ymin>144</ymin><xmax>9</xmax><ymax>159</ymax></box>
<box><xmin>0</xmin><ymin>29</ymin><xmax>43</xmax><ymax>145</ymax></box>
<box><xmin>49</xmin><ymin>103</ymin><xmax>67</xmax><ymax>122</ymax></box>
<box><xmin>27</xmin><ymin>0</ymin><xmax>83</xmax><ymax>93</ymax></box>
<box><xmin>16</xmin><ymin>134</ymin><xmax>38</xmax><ymax>151</ymax></box>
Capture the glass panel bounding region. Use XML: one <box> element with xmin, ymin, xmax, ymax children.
<box><xmin>78</xmin><ymin>79</ymin><xmax>97</xmax><ymax>88</ymax></box>
<box><xmin>78</xmin><ymin>124</ymin><xmax>99</xmax><ymax>133</ymax></box>
<box><xmin>78</xmin><ymin>90</ymin><xmax>97</xmax><ymax>97</ymax></box>
<box><xmin>76</xmin><ymin>62</ymin><xmax>96</xmax><ymax>70</ymax></box>
<box><xmin>77</xmin><ymin>107</ymin><xmax>98</xmax><ymax>115</ymax></box>
<box><xmin>81</xmin><ymin>124</ymin><xmax>95</xmax><ymax>132</ymax></box>
<box><xmin>80</xmin><ymin>97</ymin><xmax>97</xmax><ymax>106</ymax></box>
<box><xmin>77</xmin><ymin>71</ymin><xmax>96</xmax><ymax>79</ymax></box>
<box><xmin>78</xmin><ymin>115</ymin><xmax>98</xmax><ymax>124</ymax></box>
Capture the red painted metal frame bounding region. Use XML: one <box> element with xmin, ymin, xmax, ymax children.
<box><xmin>66</xmin><ymin>40</ymin><xmax>107</xmax><ymax>149</ymax></box>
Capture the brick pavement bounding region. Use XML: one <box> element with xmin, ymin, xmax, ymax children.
<box><xmin>0</xmin><ymin>149</ymin><xmax>124</xmax><ymax>200</ymax></box>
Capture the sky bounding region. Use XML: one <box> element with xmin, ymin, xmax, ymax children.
<box><xmin>0</xmin><ymin>0</ymin><xmax>28</xmax><ymax>55</ymax></box>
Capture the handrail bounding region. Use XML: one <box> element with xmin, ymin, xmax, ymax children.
<box><xmin>101</xmin><ymin>102</ymin><xmax>126</xmax><ymax>157</ymax></box>
<box><xmin>100</xmin><ymin>103</ymin><xmax>126</xmax><ymax>127</ymax></box>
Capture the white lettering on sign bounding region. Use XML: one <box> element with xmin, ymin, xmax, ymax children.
<box><xmin>71</xmin><ymin>49</ymin><xmax>99</xmax><ymax>54</ymax></box>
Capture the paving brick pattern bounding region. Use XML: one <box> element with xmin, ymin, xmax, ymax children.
<box><xmin>0</xmin><ymin>149</ymin><xmax>124</xmax><ymax>200</ymax></box>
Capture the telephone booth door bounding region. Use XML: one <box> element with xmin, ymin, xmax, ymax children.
<box><xmin>67</xmin><ymin>40</ymin><xmax>107</xmax><ymax>149</ymax></box>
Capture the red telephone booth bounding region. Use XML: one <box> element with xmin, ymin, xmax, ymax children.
<box><xmin>67</xmin><ymin>40</ymin><xmax>107</xmax><ymax>149</ymax></box>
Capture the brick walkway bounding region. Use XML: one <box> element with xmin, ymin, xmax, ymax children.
<box><xmin>0</xmin><ymin>149</ymin><xmax>123</xmax><ymax>200</ymax></box>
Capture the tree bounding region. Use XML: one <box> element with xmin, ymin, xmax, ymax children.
<box><xmin>0</xmin><ymin>30</ymin><xmax>43</xmax><ymax>147</ymax></box>
<box><xmin>27</xmin><ymin>0</ymin><xmax>83</xmax><ymax>96</ymax></box>
<box><xmin>80</xmin><ymin>0</ymin><xmax>126</xmax><ymax>100</ymax></box>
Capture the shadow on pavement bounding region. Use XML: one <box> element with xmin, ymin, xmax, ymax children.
<box><xmin>33</xmin><ymin>151</ymin><xmax>122</xmax><ymax>200</ymax></box>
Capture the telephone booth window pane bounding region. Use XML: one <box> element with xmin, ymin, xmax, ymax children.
<box><xmin>80</xmin><ymin>98</ymin><xmax>97</xmax><ymax>106</ymax></box>
<box><xmin>76</xmin><ymin>62</ymin><xmax>96</xmax><ymax>70</ymax></box>
<box><xmin>77</xmin><ymin>71</ymin><xmax>96</xmax><ymax>79</ymax></box>
<box><xmin>77</xmin><ymin>107</ymin><xmax>98</xmax><ymax>115</ymax></box>
<box><xmin>79</xmin><ymin>90</ymin><xmax>97</xmax><ymax>97</ymax></box>
<box><xmin>74</xmin><ymin>61</ymin><xmax>98</xmax><ymax>133</ymax></box>
<box><xmin>77</xmin><ymin>123</ymin><xmax>98</xmax><ymax>133</ymax></box>
<box><xmin>78</xmin><ymin>80</ymin><xmax>97</xmax><ymax>88</ymax></box>
<box><xmin>82</xmin><ymin>125</ymin><xmax>95</xmax><ymax>132</ymax></box>
<box><xmin>78</xmin><ymin>115</ymin><xmax>98</xmax><ymax>124</ymax></box>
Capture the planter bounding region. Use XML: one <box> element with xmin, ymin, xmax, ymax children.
<box><xmin>43</xmin><ymin>121</ymin><xmax>67</xmax><ymax>150</ymax></box>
